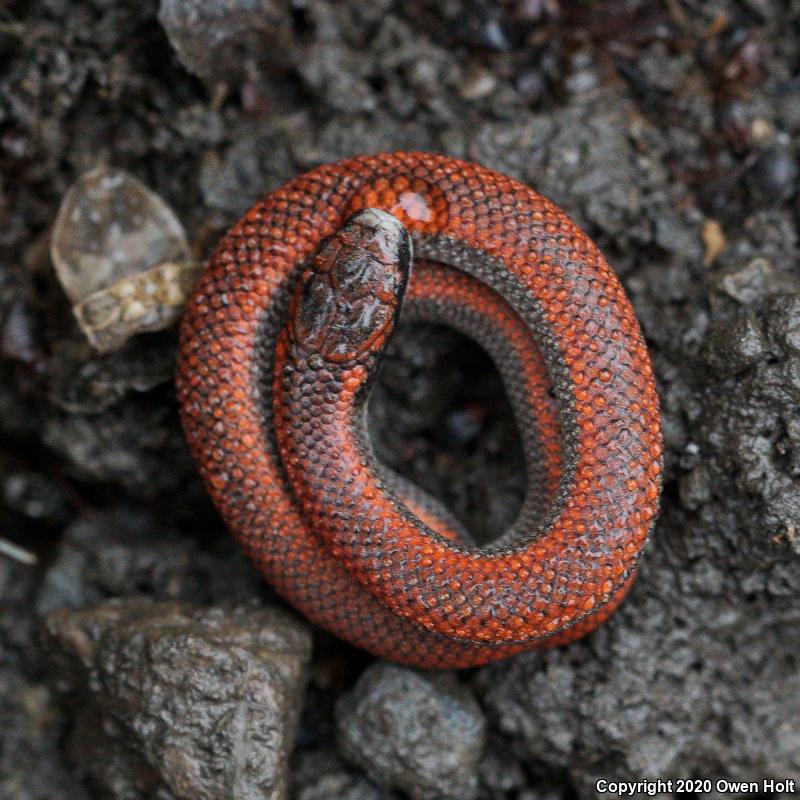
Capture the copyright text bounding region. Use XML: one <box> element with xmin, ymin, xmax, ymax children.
<box><xmin>595</xmin><ymin>778</ymin><xmax>796</xmax><ymax>795</ymax></box>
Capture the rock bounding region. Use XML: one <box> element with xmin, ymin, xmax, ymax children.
<box><xmin>513</xmin><ymin>67</ymin><xmax>546</xmax><ymax>102</ymax></box>
<box><xmin>47</xmin><ymin>336</ymin><xmax>176</xmax><ymax>414</ymax></box>
<box><xmin>766</xmin><ymin>295</ymin><xmax>800</xmax><ymax>355</ymax></box>
<box><xmin>0</xmin><ymin>555</ymin><xmax>41</xmax><ymax>671</ymax></box>
<box><xmin>43</xmin><ymin>600</ymin><xmax>312</xmax><ymax>800</ymax></box>
<box><xmin>158</xmin><ymin>0</ymin><xmax>294</xmax><ymax>89</ymax></box>
<box><xmin>0</xmin><ymin>672</ymin><xmax>90</xmax><ymax>800</ymax></box>
<box><xmin>1</xmin><ymin>296</ymin><xmax>41</xmax><ymax>363</ymax></box>
<box><xmin>1</xmin><ymin>461</ymin><xmax>69</xmax><ymax>523</ymax></box>
<box><xmin>297</xmin><ymin>772</ymin><xmax>387</xmax><ymax>800</ymax></box>
<box><xmin>41</xmin><ymin>400</ymin><xmax>191</xmax><ymax>496</ymax></box>
<box><xmin>564</xmin><ymin>51</ymin><xmax>601</xmax><ymax>96</ymax></box>
<box><xmin>459</xmin><ymin>65</ymin><xmax>497</xmax><ymax>101</ymax></box>
<box><xmin>776</xmin><ymin>88</ymin><xmax>800</xmax><ymax>132</ymax></box>
<box><xmin>717</xmin><ymin>257</ymin><xmax>774</xmax><ymax>305</ymax></box>
<box><xmin>50</xmin><ymin>167</ymin><xmax>196</xmax><ymax>353</ymax></box>
<box><xmin>450</xmin><ymin>0</ymin><xmax>513</xmax><ymax>52</ymax></box>
<box><xmin>198</xmin><ymin>124</ymin><xmax>295</xmax><ymax>217</ymax></box>
<box><xmin>477</xmin><ymin>739</ymin><xmax>527</xmax><ymax>798</ymax></box>
<box><xmin>711</xmin><ymin>209</ymin><xmax>800</xmax><ymax>309</ymax></box>
<box><xmin>35</xmin><ymin>506</ymin><xmax>263</xmax><ymax>616</ymax></box>
<box><xmin>0</xmin><ymin>552</ymin><xmax>86</xmax><ymax>800</ymax></box>
<box><xmin>297</xmin><ymin>44</ymin><xmax>377</xmax><ymax>114</ymax></box>
<box><xmin>701</xmin><ymin>313</ymin><xmax>768</xmax><ymax>377</ymax></box>
<box><xmin>747</xmin><ymin>142</ymin><xmax>798</xmax><ymax>203</ymax></box>
<box><xmin>336</xmin><ymin>664</ymin><xmax>486</xmax><ymax>800</ymax></box>
<box><xmin>292</xmin><ymin>750</ymin><xmax>389</xmax><ymax>800</ymax></box>
<box><xmin>699</xmin><ymin>293</ymin><xmax>800</xmax><ymax>539</ymax></box>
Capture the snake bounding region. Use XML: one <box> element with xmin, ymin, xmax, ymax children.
<box><xmin>177</xmin><ymin>152</ymin><xmax>662</xmax><ymax>668</ymax></box>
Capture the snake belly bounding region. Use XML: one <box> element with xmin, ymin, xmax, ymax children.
<box><xmin>177</xmin><ymin>152</ymin><xmax>663</xmax><ymax>668</ymax></box>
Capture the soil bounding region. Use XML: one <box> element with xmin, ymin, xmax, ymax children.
<box><xmin>1</xmin><ymin>1</ymin><xmax>799</xmax><ymax>799</ymax></box>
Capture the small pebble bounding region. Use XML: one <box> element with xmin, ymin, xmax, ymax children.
<box><xmin>565</xmin><ymin>68</ymin><xmax>599</xmax><ymax>95</ymax></box>
<box><xmin>702</xmin><ymin>314</ymin><xmax>767</xmax><ymax>377</ymax></box>
<box><xmin>766</xmin><ymin>295</ymin><xmax>800</xmax><ymax>355</ymax></box>
<box><xmin>1</xmin><ymin>297</ymin><xmax>39</xmax><ymax>363</ymax></box>
<box><xmin>750</xmin><ymin>117</ymin><xmax>774</xmax><ymax>143</ymax></box>
<box><xmin>718</xmin><ymin>258</ymin><xmax>773</xmax><ymax>305</ymax></box>
<box><xmin>514</xmin><ymin>67</ymin><xmax>546</xmax><ymax>102</ymax></box>
<box><xmin>747</xmin><ymin>144</ymin><xmax>798</xmax><ymax>203</ymax></box>
<box><xmin>702</xmin><ymin>219</ymin><xmax>726</xmax><ymax>266</ymax></box>
<box><xmin>459</xmin><ymin>65</ymin><xmax>497</xmax><ymax>101</ymax></box>
<box><xmin>158</xmin><ymin>0</ymin><xmax>294</xmax><ymax>88</ymax></box>
<box><xmin>336</xmin><ymin>664</ymin><xmax>486</xmax><ymax>800</ymax></box>
<box><xmin>776</xmin><ymin>90</ymin><xmax>800</xmax><ymax>132</ymax></box>
<box><xmin>452</xmin><ymin>2</ymin><xmax>513</xmax><ymax>52</ymax></box>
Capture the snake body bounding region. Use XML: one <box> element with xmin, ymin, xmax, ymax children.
<box><xmin>177</xmin><ymin>152</ymin><xmax>662</xmax><ymax>668</ymax></box>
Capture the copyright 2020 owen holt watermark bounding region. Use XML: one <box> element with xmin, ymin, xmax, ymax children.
<box><xmin>596</xmin><ymin>778</ymin><xmax>797</xmax><ymax>795</ymax></box>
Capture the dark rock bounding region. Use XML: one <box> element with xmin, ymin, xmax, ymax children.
<box><xmin>716</xmin><ymin>257</ymin><xmax>776</xmax><ymax>305</ymax></box>
<box><xmin>1</xmin><ymin>462</ymin><xmax>69</xmax><ymax>523</ymax></box>
<box><xmin>701</xmin><ymin>313</ymin><xmax>768</xmax><ymax>376</ymax></box>
<box><xmin>678</xmin><ymin>463</ymin><xmax>712</xmax><ymax>512</ymax></box>
<box><xmin>451</xmin><ymin>0</ymin><xmax>513</xmax><ymax>52</ymax></box>
<box><xmin>292</xmin><ymin>750</ymin><xmax>389</xmax><ymax>800</ymax></box>
<box><xmin>766</xmin><ymin>294</ymin><xmax>800</xmax><ymax>354</ymax></box>
<box><xmin>158</xmin><ymin>0</ymin><xmax>295</xmax><ymax>89</ymax></box>
<box><xmin>47</xmin><ymin>336</ymin><xmax>176</xmax><ymax>414</ymax></box>
<box><xmin>776</xmin><ymin>88</ymin><xmax>800</xmax><ymax>132</ymax></box>
<box><xmin>198</xmin><ymin>124</ymin><xmax>296</xmax><ymax>217</ymax></box>
<box><xmin>36</xmin><ymin>507</ymin><xmax>263</xmax><ymax>616</ymax></box>
<box><xmin>0</xmin><ymin>672</ymin><xmax>90</xmax><ymax>800</ymax></box>
<box><xmin>514</xmin><ymin>67</ymin><xmax>546</xmax><ymax>102</ymax></box>
<box><xmin>297</xmin><ymin>45</ymin><xmax>378</xmax><ymax>114</ymax></box>
<box><xmin>711</xmin><ymin>209</ymin><xmax>800</xmax><ymax>309</ymax></box>
<box><xmin>43</xmin><ymin>600</ymin><xmax>312</xmax><ymax>800</ymax></box>
<box><xmin>336</xmin><ymin>664</ymin><xmax>486</xmax><ymax>800</ymax></box>
<box><xmin>637</xmin><ymin>41</ymin><xmax>695</xmax><ymax>94</ymax></box>
<box><xmin>747</xmin><ymin>143</ymin><xmax>798</xmax><ymax>204</ymax></box>
<box><xmin>288</xmin><ymin>114</ymin><xmax>437</xmax><ymax>172</ymax></box>
<box><xmin>564</xmin><ymin>49</ymin><xmax>601</xmax><ymax>96</ymax></box>
<box><xmin>1</xmin><ymin>296</ymin><xmax>41</xmax><ymax>363</ymax></box>
<box><xmin>42</xmin><ymin>400</ymin><xmax>192</xmax><ymax>496</ymax></box>
<box><xmin>680</xmin><ymin>290</ymin><xmax>800</xmax><ymax>548</ymax></box>
<box><xmin>296</xmin><ymin>772</ymin><xmax>387</xmax><ymax>800</ymax></box>
<box><xmin>0</xmin><ymin>556</ymin><xmax>41</xmax><ymax>671</ymax></box>
<box><xmin>478</xmin><ymin>738</ymin><xmax>528</xmax><ymax>797</ymax></box>
<box><xmin>0</xmin><ymin>554</ymin><xmax>87</xmax><ymax>800</ymax></box>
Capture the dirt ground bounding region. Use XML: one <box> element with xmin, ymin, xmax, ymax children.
<box><xmin>1</xmin><ymin>1</ymin><xmax>799</xmax><ymax>799</ymax></box>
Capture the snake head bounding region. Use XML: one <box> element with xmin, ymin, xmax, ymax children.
<box><xmin>290</xmin><ymin>209</ymin><xmax>412</xmax><ymax>365</ymax></box>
